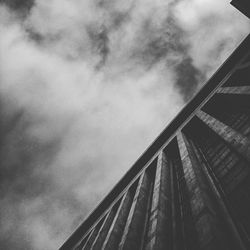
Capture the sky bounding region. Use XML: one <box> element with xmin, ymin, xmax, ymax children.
<box><xmin>0</xmin><ymin>0</ymin><xmax>249</xmax><ymax>249</ymax></box>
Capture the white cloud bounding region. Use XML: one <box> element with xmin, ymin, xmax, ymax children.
<box><xmin>173</xmin><ymin>0</ymin><xmax>250</xmax><ymax>78</ymax></box>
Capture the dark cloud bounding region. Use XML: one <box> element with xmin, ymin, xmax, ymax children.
<box><xmin>125</xmin><ymin>12</ymin><xmax>202</xmax><ymax>100</ymax></box>
<box><xmin>87</xmin><ymin>24</ymin><xmax>110</xmax><ymax>69</ymax></box>
<box><xmin>0</xmin><ymin>0</ymin><xmax>34</xmax><ymax>15</ymax></box>
<box><xmin>25</xmin><ymin>27</ymin><xmax>45</xmax><ymax>43</ymax></box>
<box><xmin>109</xmin><ymin>10</ymin><xmax>132</xmax><ymax>30</ymax></box>
<box><xmin>0</xmin><ymin>228</ymin><xmax>32</xmax><ymax>250</ymax></box>
<box><xmin>0</xmin><ymin>108</ymin><xmax>85</xmax><ymax>249</ymax></box>
<box><xmin>175</xmin><ymin>57</ymin><xmax>204</xmax><ymax>101</ymax></box>
<box><xmin>0</xmin><ymin>112</ymin><xmax>54</xmax><ymax>194</ymax></box>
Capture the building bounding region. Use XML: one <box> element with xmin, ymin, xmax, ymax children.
<box><xmin>60</xmin><ymin>1</ymin><xmax>250</xmax><ymax>249</ymax></box>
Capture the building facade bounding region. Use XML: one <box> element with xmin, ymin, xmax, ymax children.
<box><xmin>60</xmin><ymin>1</ymin><xmax>250</xmax><ymax>249</ymax></box>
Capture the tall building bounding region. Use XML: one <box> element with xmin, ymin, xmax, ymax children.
<box><xmin>60</xmin><ymin>1</ymin><xmax>250</xmax><ymax>249</ymax></box>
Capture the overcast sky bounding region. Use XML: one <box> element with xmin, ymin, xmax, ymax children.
<box><xmin>0</xmin><ymin>0</ymin><xmax>249</xmax><ymax>249</ymax></box>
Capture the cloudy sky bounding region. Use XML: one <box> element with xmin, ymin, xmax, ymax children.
<box><xmin>0</xmin><ymin>0</ymin><xmax>249</xmax><ymax>249</ymax></box>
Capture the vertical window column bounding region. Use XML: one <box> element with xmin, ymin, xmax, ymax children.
<box><xmin>83</xmin><ymin>217</ymin><xmax>106</xmax><ymax>250</ymax></box>
<box><xmin>102</xmin><ymin>189</ymin><xmax>134</xmax><ymax>250</ymax></box>
<box><xmin>177</xmin><ymin>132</ymin><xmax>229</xmax><ymax>249</ymax></box>
<box><xmin>91</xmin><ymin>205</ymin><xmax>118</xmax><ymax>250</ymax></box>
<box><xmin>144</xmin><ymin>151</ymin><xmax>171</xmax><ymax>250</ymax></box>
<box><xmin>189</xmin><ymin>137</ymin><xmax>247</xmax><ymax>250</ymax></box>
<box><xmin>118</xmin><ymin>170</ymin><xmax>152</xmax><ymax>250</ymax></box>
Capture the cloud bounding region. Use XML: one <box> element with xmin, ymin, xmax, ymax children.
<box><xmin>173</xmin><ymin>0</ymin><xmax>250</xmax><ymax>78</ymax></box>
<box><xmin>0</xmin><ymin>0</ymin><xmax>249</xmax><ymax>249</ymax></box>
<box><xmin>0</xmin><ymin>0</ymin><xmax>34</xmax><ymax>14</ymax></box>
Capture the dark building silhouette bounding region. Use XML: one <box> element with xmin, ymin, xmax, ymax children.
<box><xmin>60</xmin><ymin>2</ymin><xmax>250</xmax><ymax>249</ymax></box>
